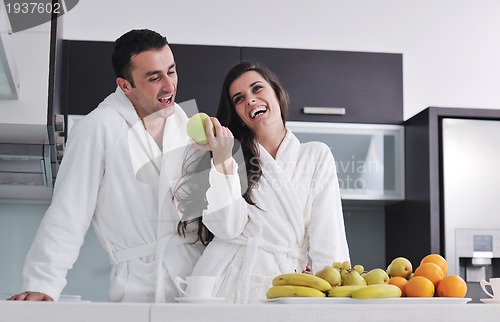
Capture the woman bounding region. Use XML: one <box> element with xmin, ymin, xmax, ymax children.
<box><xmin>176</xmin><ymin>61</ymin><xmax>350</xmax><ymax>303</ymax></box>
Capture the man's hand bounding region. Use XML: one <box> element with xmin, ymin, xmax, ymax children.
<box><xmin>302</xmin><ymin>262</ymin><xmax>312</xmax><ymax>275</ymax></box>
<box><xmin>6</xmin><ymin>291</ymin><xmax>54</xmax><ymax>301</ymax></box>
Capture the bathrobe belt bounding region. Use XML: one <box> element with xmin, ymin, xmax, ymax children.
<box><xmin>217</xmin><ymin>236</ymin><xmax>307</xmax><ymax>303</ymax></box>
<box><xmin>109</xmin><ymin>233</ymin><xmax>198</xmax><ymax>302</ymax></box>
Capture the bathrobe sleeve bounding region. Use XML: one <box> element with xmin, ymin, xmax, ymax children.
<box><xmin>202</xmin><ymin>157</ymin><xmax>248</xmax><ymax>240</ymax></box>
<box><xmin>21</xmin><ymin>112</ymin><xmax>108</xmax><ymax>300</ymax></box>
<box><xmin>306</xmin><ymin>144</ymin><xmax>350</xmax><ymax>273</ymax></box>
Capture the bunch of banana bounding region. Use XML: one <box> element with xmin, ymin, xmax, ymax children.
<box><xmin>272</xmin><ymin>273</ymin><xmax>332</xmax><ymax>291</ymax></box>
<box><xmin>266</xmin><ymin>285</ymin><xmax>326</xmax><ymax>299</ymax></box>
<box><xmin>266</xmin><ymin>273</ymin><xmax>331</xmax><ymax>299</ymax></box>
<box><xmin>351</xmin><ymin>284</ymin><xmax>402</xmax><ymax>299</ymax></box>
<box><xmin>327</xmin><ymin>285</ymin><xmax>366</xmax><ymax>297</ymax></box>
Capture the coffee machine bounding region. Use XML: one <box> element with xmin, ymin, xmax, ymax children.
<box><xmin>456</xmin><ymin>229</ymin><xmax>500</xmax><ymax>302</ymax></box>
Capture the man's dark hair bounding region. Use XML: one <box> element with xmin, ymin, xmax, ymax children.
<box><xmin>111</xmin><ymin>29</ymin><xmax>168</xmax><ymax>87</ymax></box>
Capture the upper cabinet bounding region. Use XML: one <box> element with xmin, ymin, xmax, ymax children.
<box><xmin>61</xmin><ymin>40</ymin><xmax>116</xmax><ymax>116</ymax></box>
<box><xmin>62</xmin><ymin>42</ymin><xmax>241</xmax><ymax>117</ymax></box>
<box><xmin>287</xmin><ymin>121</ymin><xmax>404</xmax><ymax>203</ymax></box>
<box><xmin>241</xmin><ymin>47</ymin><xmax>403</xmax><ymax>124</ymax></box>
<box><xmin>62</xmin><ymin>41</ymin><xmax>403</xmax><ymax>125</ymax></box>
<box><xmin>169</xmin><ymin>44</ymin><xmax>240</xmax><ymax>116</ymax></box>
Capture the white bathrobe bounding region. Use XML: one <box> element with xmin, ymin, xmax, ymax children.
<box><xmin>22</xmin><ymin>88</ymin><xmax>204</xmax><ymax>302</ymax></box>
<box><xmin>191</xmin><ymin>130</ymin><xmax>350</xmax><ymax>303</ymax></box>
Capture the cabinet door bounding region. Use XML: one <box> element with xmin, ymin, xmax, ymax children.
<box><xmin>62</xmin><ymin>42</ymin><xmax>240</xmax><ymax>117</ymax></box>
<box><xmin>287</xmin><ymin>121</ymin><xmax>404</xmax><ymax>203</ymax></box>
<box><xmin>169</xmin><ymin>44</ymin><xmax>240</xmax><ymax>116</ymax></box>
<box><xmin>241</xmin><ymin>47</ymin><xmax>403</xmax><ymax>124</ymax></box>
<box><xmin>62</xmin><ymin>40</ymin><xmax>116</xmax><ymax>115</ymax></box>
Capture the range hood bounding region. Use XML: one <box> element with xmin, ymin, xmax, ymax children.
<box><xmin>0</xmin><ymin>142</ymin><xmax>53</xmax><ymax>186</ymax></box>
<box><xmin>0</xmin><ymin>122</ymin><xmax>63</xmax><ymax>203</ymax></box>
<box><xmin>0</xmin><ymin>6</ymin><xmax>64</xmax><ymax>203</ymax></box>
<box><xmin>0</xmin><ymin>116</ymin><xmax>64</xmax><ymax>187</ymax></box>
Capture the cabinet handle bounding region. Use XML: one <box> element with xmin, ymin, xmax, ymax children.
<box><xmin>54</xmin><ymin>114</ymin><xmax>65</xmax><ymax>132</ymax></box>
<box><xmin>303</xmin><ymin>107</ymin><xmax>346</xmax><ymax>115</ymax></box>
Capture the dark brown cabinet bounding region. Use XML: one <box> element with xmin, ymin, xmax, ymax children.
<box><xmin>241</xmin><ymin>47</ymin><xmax>403</xmax><ymax>124</ymax></box>
<box><xmin>61</xmin><ymin>42</ymin><xmax>240</xmax><ymax>117</ymax></box>
<box><xmin>61</xmin><ymin>40</ymin><xmax>116</xmax><ymax>116</ymax></box>
<box><xmin>62</xmin><ymin>42</ymin><xmax>403</xmax><ymax>125</ymax></box>
<box><xmin>169</xmin><ymin>44</ymin><xmax>240</xmax><ymax>116</ymax></box>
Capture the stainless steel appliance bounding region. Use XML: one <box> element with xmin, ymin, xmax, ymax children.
<box><xmin>455</xmin><ymin>229</ymin><xmax>500</xmax><ymax>301</ymax></box>
<box><xmin>442</xmin><ymin>118</ymin><xmax>500</xmax><ymax>302</ymax></box>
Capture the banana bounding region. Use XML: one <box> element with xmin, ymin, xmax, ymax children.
<box><xmin>327</xmin><ymin>285</ymin><xmax>367</xmax><ymax>297</ymax></box>
<box><xmin>266</xmin><ymin>285</ymin><xmax>326</xmax><ymax>299</ymax></box>
<box><xmin>272</xmin><ymin>273</ymin><xmax>332</xmax><ymax>291</ymax></box>
<box><xmin>351</xmin><ymin>284</ymin><xmax>402</xmax><ymax>299</ymax></box>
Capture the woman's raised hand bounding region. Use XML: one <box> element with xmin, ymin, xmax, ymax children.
<box><xmin>191</xmin><ymin>117</ymin><xmax>235</xmax><ymax>175</ymax></box>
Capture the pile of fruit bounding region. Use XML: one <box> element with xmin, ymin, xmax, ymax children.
<box><xmin>387</xmin><ymin>254</ymin><xmax>467</xmax><ymax>298</ymax></box>
<box><xmin>266</xmin><ymin>254</ymin><xmax>467</xmax><ymax>299</ymax></box>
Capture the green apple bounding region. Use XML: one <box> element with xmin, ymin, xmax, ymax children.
<box><xmin>186</xmin><ymin>112</ymin><xmax>215</xmax><ymax>144</ymax></box>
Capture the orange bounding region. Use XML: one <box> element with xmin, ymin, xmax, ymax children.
<box><xmin>436</xmin><ymin>275</ymin><xmax>467</xmax><ymax>298</ymax></box>
<box><xmin>389</xmin><ymin>276</ymin><xmax>408</xmax><ymax>297</ymax></box>
<box><xmin>405</xmin><ymin>276</ymin><xmax>435</xmax><ymax>297</ymax></box>
<box><xmin>421</xmin><ymin>254</ymin><xmax>448</xmax><ymax>275</ymax></box>
<box><xmin>414</xmin><ymin>262</ymin><xmax>444</xmax><ymax>287</ymax></box>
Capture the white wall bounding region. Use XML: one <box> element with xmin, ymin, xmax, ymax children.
<box><xmin>61</xmin><ymin>0</ymin><xmax>500</xmax><ymax>120</ymax></box>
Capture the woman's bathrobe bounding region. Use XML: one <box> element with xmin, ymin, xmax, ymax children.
<box><xmin>191</xmin><ymin>130</ymin><xmax>350</xmax><ymax>303</ymax></box>
<box><xmin>21</xmin><ymin>87</ymin><xmax>204</xmax><ymax>302</ymax></box>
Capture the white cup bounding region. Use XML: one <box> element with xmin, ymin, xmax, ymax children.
<box><xmin>174</xmin><ymin>276</ymin><xmax>216</xmax><ymax>298</ymax></box>
<box><xmin>480</xmin><ymin>277</ymin><xmax>500</xmax><ymax>300</ymax></box>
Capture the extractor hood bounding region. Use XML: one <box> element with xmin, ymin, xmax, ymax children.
<box><xmin>0</xmin><ymin>5</ymin><xmax>64</xmax><ymax>203</ymax></box>
<box><xmin>0</xmin><ymin>142</ymin><xmax>52</xmax><ymax>186</ymax></box>
<box><xmin>0</xmin><ymin>121</ymin><xmax>63</xmax><ymax>203</ymax></box>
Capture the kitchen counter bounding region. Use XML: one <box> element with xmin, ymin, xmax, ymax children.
<box><xmin>2</xmin><ymin>300</ymin><xmax>500</xmax><ymax>322</ymax></box>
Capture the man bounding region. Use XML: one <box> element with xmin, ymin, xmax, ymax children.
<box><xmin>7</xmin><ymin>29</ymin><xmax>204</xmax><ymax>302</ymax></box>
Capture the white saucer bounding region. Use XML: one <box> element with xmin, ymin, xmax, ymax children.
<box><xmin>480</xmin><ymin>298</ymin><xmax>500</xmax><ymax>304</ymax></box>
<box><xmin>175</xmin><ymin>297</ymin><xmax>225</xmax><ymax>304</ymax></box>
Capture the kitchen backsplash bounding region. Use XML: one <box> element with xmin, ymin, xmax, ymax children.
<box><xmin>0</xmin><ymin>204</ymin><xmax>384</xmax><ymax>301</ymax></box>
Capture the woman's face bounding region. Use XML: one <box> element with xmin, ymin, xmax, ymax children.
<box><xmin>228</xmin><ymin>71</ymin><xmax>283</xmax><ymax>134</ymax></box>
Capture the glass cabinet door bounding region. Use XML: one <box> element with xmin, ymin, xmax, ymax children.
<box><xmin>286</xmin><ymin>121</ymin><xmax>404</xmax><ymax>202</ymax></box>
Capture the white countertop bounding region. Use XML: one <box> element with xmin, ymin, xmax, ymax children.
<box><xmin>2</xmin><ymin>300</ymin><xmax>500</xmax><ymax>322</ymax></box>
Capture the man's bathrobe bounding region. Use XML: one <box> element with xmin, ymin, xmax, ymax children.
<box><xmin>191</xmin><ymin>130</ymin><xmax>350</xmax><ymax>303</ymax></box>
<box><xmin>21</xmin><ymin>88</ymin><xmax>204</xmax><ymax>302</ymax></box>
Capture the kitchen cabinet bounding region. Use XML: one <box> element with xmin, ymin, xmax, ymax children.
<box><xmin>61</xmin><ymin>42</ymin><xmax>240</xmax><ymax>117</ymax></box>
<box><xmin>287</xmin><ymin>121</ymin><xmax>404</xmax><ymax>203</ymax></box>
<box><xmin>287</xmin><ymin>121</ymin><xmax>404</xmax><ymax>271</ymax></box>
<box><xmin>61</xmin><ymin>40</ymin><xmax>116</xmax><ymax>116</ymax></box>
<box><xmin>0</xmin><ymin>16</ymin><xmax>63</xmax><ymax>202</ymax></box>
<box><xmin>386</xmin><ymin>107</ymin><xmax>500</xmax><ymax>268</ymax></box>
<box><xmin>168</xmin><ymin>44</ymin><xmax>240</xmax><ymax>116</ymax></box>
<box><xmin>241</xmin><ymin>47</ymin><xmax>403</xmax><ymax>124</ymax></box>
<box><xmin>62</xmin><ymin>42</ymin><xmax>402</xmax><ymax>124</ymax></box>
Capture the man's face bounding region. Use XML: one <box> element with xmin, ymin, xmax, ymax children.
<box><xmin>123</xmin><ymin>45</ymin><xmax>178</xmax><ymax>120</ymax></box>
